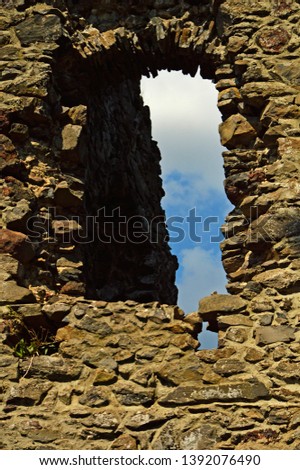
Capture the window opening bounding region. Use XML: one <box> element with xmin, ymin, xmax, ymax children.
<box><xmin>141</xmin><ymin>71</ymin><xmax>233</xmax><ymax>349</ymax></box>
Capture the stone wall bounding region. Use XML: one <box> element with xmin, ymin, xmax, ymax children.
<box><xmin>1</xmin><ymin>298</ymin><xmax>300</xmax><ymax>449</ymax></box>
<box><xmin>0</xmin><ymin>0</ymin><xmax>300</xmax><ymax>450</ymax></box>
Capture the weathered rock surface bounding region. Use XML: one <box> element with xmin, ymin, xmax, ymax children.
<box><xmin>219</xmin><ymin>114</ymin><xmax>257</xmax><ymax>149</ymax></box>
<box><xmin>15</xmin><ymin>14</ymin><xmax>64</xmax><ymax>46</ymax></box>
<box><xmin>0</xmin><ymin>228</ymin><xmax>35</xmax><ymax>263</ymax></box>
<box><xmin>0</xmin><ymin>253</ymin><xmax>18</xmax><ymax>280</ymax></box>
<box><xmin>0</xmin><ymin>280</ymin><xmax>35</xmax><ymax>305</ymax></box>
<box><xmin>253</xmin><ymin>269</ymin><xmax>300</xmax><ymax>293</ymax></box>
<box><xmin>7</xmin><ymin>379</ymin><xmax>52</xmax><ymax>406</ymax></box>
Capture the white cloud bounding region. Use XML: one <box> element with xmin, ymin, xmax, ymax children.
<box><xmin>141</xmin><ymin>70</ymin><xmax>220</xmax><ymax>133</ymax></box>
<box><xmin>141</xmin><ymin>70</ymin><xmax>226</xmax><ymax>197</ymax></box>
<box><xmin>177</xmin><ymin>246</ymin><xmax>227</xmax><ymax>313</ymax></box>
<box><xmin>163</xmin><ymin>174</ymin><xmax>209</xmax><ymax>210</ymax></box>
<box><xmin>162</xmin><ymin>173</ymin><xmax>230</xmax><ymax>214</ymax></box>
<box><xmin>158</xmin><ymin>132</ymin><xmax>225</xmax><ymax>189</ymax></box>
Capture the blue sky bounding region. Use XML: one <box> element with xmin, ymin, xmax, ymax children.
<box><xmin>141</xmin><ymin>70</ymin><xmax>233</xmax><ymax>348</ymax></box>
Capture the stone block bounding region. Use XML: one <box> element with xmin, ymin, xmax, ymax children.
<box><xmin>179</xmin><ymin>424</ymin><xmax>222</xmax><ymax>450</ymax></box>
<box><xmin>261</xmin><ymin>99</ymin><xmax>300</xmax><ymax>127</ymax></box>
<box><xmin>111</xmin><ymin>434</ymin><xmax>137</xmax><ymax>450</ymax></box>
<box><xmin>268</xmin><ymin>408</ymin><xmax>290</xmax><ymax>425</ymax></box>
<box><xmin>269</xmin><ymin>360</ymin><xmax>300</xmax><ymax>382</ymax></box>
<box><xmin>57</xmin><ymin>266</ymin><xmax>82</xmax><ymax>282</ymax></box>
<box><xmin>222</xmin><ymin>253</ymin><xmax>245</xmax><ymax>273</ymax></box>
<box><xmin>0</xmin><ymin>280</ymin><xmax>35</xmax><ymax>305</ymax></box>
<box><xmin>278</xmin><ymin>137</ymin><xmax>300</xmax><ymax>161</ymax></box>
<box><xmin>250</xmin><ymin>297</ymin><xmax>274</xmax><ymax>313</ymax></box>
<box><xmin>124</xmin><ymin>407</ymin><xmax>175</xmax><ymax>430</ymax></box>
<box><xmin>218</xmin><ymin>314</ymin><xmax>253</xmax><ymax>329</ymax></box>
<box><xmin>24</xmin><ymin>429</ymin><xmax>60</xmax><ymax>444</ymax></box>
<box><xmin>78</xmin><ymin>316</ymin><xmax>112</xmax><ymax>337</ymax></box>
<box><xmin>81</xmin><ymin>411</ymin><xmax>120</xmax><ymax>435</ymax></box>
<box><xmin>9</xmin><ymin>122</ymin><xmax>29</xmax><ymax>142</ymax></box>
<box><xmin>184</xmin><ymin>311</ymin><xmax>202</xmax><ymax>328</ymax></box>
<box><xmin>213</xmin><ymin>359</ymin><xmax>246</xmax><ymax>376</ymax></box>
<box><xmin>113</xmin><ymin>382</ymin><xmax>155</xmax><ymax>406</ymax></box>
<box><xmin>52</xmin><ymin>219</ymin><xmax>82</xmax><ymax>237</ymax></box>
<box><xmin>93</xmin><ymin>368</ymin><xmax>117</xmax><ymax>385</ymax></box>
<box><xmin>60</xmin><ymin>281</ymin><xmax>85</xmax><ymax>296</ymax></box>
<box><xmin>42</xmin><ymin>302</ymin><xmax>71</xmax><ymax>323</ymax></box>
<box><xmin>258</xmin><ymin>314</ymin><xmax>273</xmax><ymax>326</ymax></box>
<box><xmin>0</xmin><ymin>228</ymin><xmax>35</xmax><ymax>263</ymax></box>
<box><xmin>257</xmin><ymin>26</ymin><xmax>290</xmax><ymax>53</ymax></box>
<box><xmin>241</xmin><ymin>81</ymin><xmax>297</xmax><ymax>108</ymax></box>
<box><xmin>0</xmin><ymin>253</ymin><xmax>18</xmax><ymax>279</ymax></box>
<box><xmin>225</xmin><ymin>327</ymin><xmax>248</xmax><ymax>343</ymax></box>
<box><xmin>3</xmin><ymin>200</ymin><xmax>32</xmax><ymax>233</ymax></box>
<box><xmin>246</xmin><ymin>208</ymin><xmax>300</xmax><ymax>249</ymax></box>
<box><xmin>195</xmin><ymin>347</ymin><xmax>235</xmax><ymax>363</ymax></box>
<box><xmin>61</xmin><ymin>124</ymin><xmax>83</xmax><ymax>151</ymax></box>
<box><xmin>219</xmin><ymin>114</ymin><xmax>257</xmax><ymax>149</ymax></box>
<box><xmin>16</xmin><ymin>14</ymin><xmax>63</xmax><ymax>46</ymax></box>
<box><xmin>18</xmin><ymin>356</ymin><xmax>82</xmax><ymax>381</ymax></box>
<box><xmin>67</xmin><ymin>105</ymin><xmax>87</xmax><ymax>125</ymax></box>
<box><xmin>157</xmin><ymin>363</ymin><xmax>203</xmax><ymax>386</ymax></box>
<box><xmin>0</xmin><ymin>352</ymin><xmax>19</xmax><ymax>381</ymax></box>
<box><xmin>158</xmin><ymin>380</ymin><xmax>269</xmax><ymax>405</ymax></box>
<box><xmin>0</xmin><ymin>134</ymin><xmax>26</xmax><ymax>179</ymax></box>
<box><xmin>244</xmin><ymin>347</ymin><xmax>266</xmax><ymax>363</ymax></box>
<box><xmin>198</xmin><ymin>294</ymin><xmax>247</xmax><ymax>321</ymax></box>
<box><xmin>255</xmin><ymin>326</ymin><xmax>295</xmax><ymax>345</ymax></box>
<box><xmin>79</xmin><ymin>386</ymin><xmax>110</xmax><ymax>407</ymax></box>
<box><xmin>253</xmin><ymin>269</ymin><xmax>300</xmax><ymax>294</ymax></box>
<box><xmin>7</xmin><ymin>379</ymin><xmax>52</xmax><ymax>406</ymax></box>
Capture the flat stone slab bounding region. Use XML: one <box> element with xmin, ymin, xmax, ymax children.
<box><xmin>198</xmin><ymin>294</ymin><xmax>247</xmax><ymax>321</ymax></box>
<box><xmin>158</xmin><ymin>380</ymin><xmax>269</xmax><ymax>406</ymax></box>
<box><xmin>256</xmin><ymin>326</ymin><xmax>295</xmax><ymax>345</ymax></box>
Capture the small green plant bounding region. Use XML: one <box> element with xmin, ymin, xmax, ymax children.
<box><xmin>14</xmin><ymin>338</ymin><xmax>36</xmax><ymax>358</ymax></box>
<box><xmin>13</xmin><ymin>327</ymin><xmax>58</xmax><ymax>359</ymax></box>
<box><xmin>2</xmin><ymin>307</ymin><xmax>59</xmax><ymax>358</ymax></box>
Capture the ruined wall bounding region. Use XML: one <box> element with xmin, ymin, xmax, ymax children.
<box><xmin>0</xmin><ymin>0</ymin><xmax>300</xmax><ymax>450</ymax></box>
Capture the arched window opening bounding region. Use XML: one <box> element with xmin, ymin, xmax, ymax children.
<box><xmin>141</xmin><ymin>71</ymin><xmax>233</xmax><ymax>349</ymax></box>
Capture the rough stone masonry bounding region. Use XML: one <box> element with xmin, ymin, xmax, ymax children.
<box><xmin>0</xmin><ymin>0</ymin><xmax>300</xmax><ymax>450</ymax></box>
